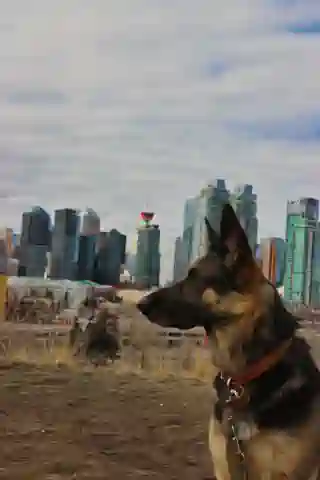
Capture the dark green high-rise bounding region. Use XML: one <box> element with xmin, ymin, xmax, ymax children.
<box><xmin>284</xmin><ymin>198</ymin><xmax>320</xmax><ymax>306</ymax></box>
<box><xmin>135</xmin><ymin>212</ymin><xmax>160</xmax><ymax>289</ymax></box>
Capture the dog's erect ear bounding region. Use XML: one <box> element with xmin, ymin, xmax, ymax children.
<box><xmin>220</xmin><ymin>204</ymin><xmax>252</xmax><ymax>258</ymax></box>
<box><xmin>205</xmin><ymin>217</ymin><xmax>220</xmax><ymax>251</ymax></box>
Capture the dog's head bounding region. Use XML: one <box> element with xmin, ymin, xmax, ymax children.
<box><xmin>137</xmin><ymin>203</ymin><xmax>263</xmax><ymax>328</ymax></box>
<box><xmin>137</xmin><ymin>204</ymin><xmax>297</xmax><ymax>369</ymax></box>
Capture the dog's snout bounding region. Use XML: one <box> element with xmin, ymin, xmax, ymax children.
<box><xmin>137</xmin><ymin>295</ymin><xmax>152</xmax><ymax>316</ymax></box>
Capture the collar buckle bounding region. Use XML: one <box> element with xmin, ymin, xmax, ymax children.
<box><xmin>225</xmin><ymin>376</ymin><xmax>245</xmax><ymax>403</ymax></box>
<box><xmin>217</xmin><ymin>372</ymin><xmax>246</xmax><ymax>406</ymax></box>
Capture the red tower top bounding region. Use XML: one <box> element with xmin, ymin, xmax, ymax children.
<box><xmin>140</xmin><ymin>212</ymin><xmax>154</xmax><ymax>227</ymax></box>
<box><xmin>140</xmin><ymin>212</ymin><xmax>154</xmax><ymax>222</ymax></box>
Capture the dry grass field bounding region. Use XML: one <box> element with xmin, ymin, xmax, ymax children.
<box><xmin>0</xmin><ymin>310</ymin><xmax>319</xmax><ymax>480</ymax></box>
<box><xmin>0</xmin><ymin>316</ymin><xmax>215</xmax><ymax>480</ymax></box>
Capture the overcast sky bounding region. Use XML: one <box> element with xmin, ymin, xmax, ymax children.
<box><xmin>1</xmin><ymin>0</ymin><xmax>320</xmax><ymax>280</ymax></box>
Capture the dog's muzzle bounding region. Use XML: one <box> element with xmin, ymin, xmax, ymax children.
<box><xmin>137</xmin><ymin>295</ymin><xmax>152</xmax><ymax>317</ymax></box>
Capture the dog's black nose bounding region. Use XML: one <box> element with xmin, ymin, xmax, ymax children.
<box><xmin>137</xmin><ymin>295</ymin><xmax>151</xmax><ymax>316</ymax></box>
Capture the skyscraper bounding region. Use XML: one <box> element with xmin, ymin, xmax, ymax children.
<box><xmin>135</xmin><ymin>212</ymin><xmax>160</xmax><ymax>289</ymax></box>
<box><xmin>230</xmin><ymin>184</ymin><xmax>258</xmax><ymax>253</ymax></box>
<box><xmin>77</xmin><ymin>236</ymin><xmax>97</xmax><ymax>281</ymax></box>
<box><xmin>182</xmin><ymin>197</ymin><xmax>197</xmax><ymax>267</ymax></box>
<box><xmin>260</xmin><ymin>237</ymin><xmax>286</xmax><ymax>287</ymax></box>
<box><xmin>80</xmin><ymin>208</ymin><xmax>100</xmax><ymax>236</ymax></box>
<box><xmin>118</xmin><ymin>232</ymin><xmax>127</xmax><ymax>265</ymax></box>
<box><xmin>172</xmin><ymin>236</ymin><xmax>187</xmax><ymax>282</ymax></box>
<box><xmin>284</xmin><ymin>198</ymin><xmax>320</xmax><ymax>306</ymax></box>
<box><xmin>177</xmin><ymin>180</ymin><xmax>258</xmax><ymax>280</ymax></box>
<box><xmin>50</xmin><ymin>208</ymin><xmax>79</xmax><ymax>280</ymax></box>
<box><xmin>77</xmin><ymin>209</ymin><xmax>100</xmax><ymax>281</ymax></box>
<box><xmin>94</xmin><ymin>229</ymin><xmax>126</xmax><ymax>285</ymax></box>
<box><xmin>192</xmin><ymin>179</ymin><xmax>230</xmax><ymax>262</ymax></box>
<box><xmin>19</xmin><ymin>207</ymin><xmax>51</xmax><ymax>277</ymax></box>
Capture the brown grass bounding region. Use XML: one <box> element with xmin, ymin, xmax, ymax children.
<box><xmin>0</xmin><ymin>315</ymin><xmax>213</xmax><ymax>381</ymax></box>
<box><xmin>0</xmin><ymin>318</ymin><xmax>215</xmax><ymax>480</ymax></box>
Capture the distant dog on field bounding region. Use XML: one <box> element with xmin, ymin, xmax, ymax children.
<box><xmin>70</xmin><ymin>298</ymin><xmax>121</xmax><ymax>364</ymax></box>
<box><xmin>137</xmin><ymin>204</ymin><xmax>320</xmax><ymax>479</ymax></box>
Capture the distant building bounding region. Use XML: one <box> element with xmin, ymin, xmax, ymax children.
<box><xmin>50</xmin><ymin>208</ymin><xmax>79</xmax><ymax>280</ymax></box>
<box><xmin>192</xmin><ymin>179</ymin><xmax>230</xmax><ymax>262</ymax></box>
<box><xmin>0</xmin><ymin>228</ymin><xmax>16</xmax><ymax>274</ymax></box>
<box><xmin>94</xmin><ymin>229</ymin><xmax>126</xmax><ymax>285</ymax></box>
<box><xmin>172</xmin><ymin>236</ymin><xmax>187</xmax><ymax>282</ymax></box>
<box><xmin>284</xmin><ymin>198</ymin><xmax>320</xmax><ymax>307</ymax></box>
<box><xmin>260</xmin><ymin>237</ymin><xmax>286</xmax><ymax>287</ymax></box>
<box><xmin>79</xmin><ymin>208</ymin><xmax>100</xmax><ymax>236</ymax></box>
<box><xmin>77</xmin><ymin>235</ymin><xmax>97</xmax><ymax>281</ymax></box>
<box><xmin>0</xmin><ymin>230</ymin><xmax>8</xmax><ymax>275</ymax></box>
<box><xmin>179</xmin><ymin>180</ymin><xmax>258</xmax><ymax>272</ymax></box>
<box><xmin>94</xmin><ymin>231</ymin><xmax>108</xmax><ymax>284</ymax></box>
<box><xmin>125</xmin><ymin>252</ymin><xmax>136</xmax><ymax>277</ymax></box>
<box><xmin>2</xmin><ymin>228</ymin><xmax>14</xmax><ymax>257</ymax></box>
<box><xmin>12</xmin><ymin>232</ymin><xmax>20</xmax><ymax>248</ymax></box>
<box><xmin>19</xmin><ymin>207</ymin><xmax>51</xmax><ymax>277</ymax></box>
<box><xmin>77</xmin><ymin>209</ymin><xmax>100</xmax><ymax>281</ymax></box>
<box><xmin>118</xmin><ymin>232</ymin><xmax>127</xmax><ymax>265</ymax></box>
<box><xmin>182</xmin><ymin>197</ymin><xmax>197</xmax><ymax>268</ymax></box>
<box><xmin>230</xmin><ymin>184</ymin><xmax>258</xmax><ymax>253</ymax></box>
<box><xmin>10</xmin><ymin>233</ymin><xmax>21</xmax><ymax>263</ymax></box>
<box><xmin>135</xmin><ymin>212</ymin><xmax>160</xmax><ymax>288</ymax></box>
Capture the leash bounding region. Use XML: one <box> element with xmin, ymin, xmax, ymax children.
<box><xmin>217</xmin><ymin>375</ymin><xmax>248</xmax><ymax>480</ymax></box>
<box><xmin>226</xmin><ymin>414</ymin><xmax>248</xmax><ymax>480</ymax></box>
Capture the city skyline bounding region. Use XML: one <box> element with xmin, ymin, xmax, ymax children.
<box><xmin>1</xmin><ymin>205</ymin><xmax>161</xmax><ymax>287</ymax></box>
<box><xmin>1</xmin><ymin>189</ymin><xmax>319</xmax><ymax>282</ymax></box>
<box><xmin>2</xmin><ymin>191</ymin><xmax>320</xmax><ymax>305</ymax></box>
<box><xmin>0</xmin><ymin>189</ymin><xmax>290</xmax><ymax>247</ymax></box>
<box><xmin>1</xmin><ymin>1</ymin><xmax>320</xmax><ymax>280</ymax></box>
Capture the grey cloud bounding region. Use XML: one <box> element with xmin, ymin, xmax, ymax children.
<box><xmin>1</xmin><ymin>0</ymin><xmax>320</xmax><ymax>280</ymax></box>
<box><xmin>6</xmin><ymin>90</ymin><xmax>67</xmax><ymax>106</ymax></box>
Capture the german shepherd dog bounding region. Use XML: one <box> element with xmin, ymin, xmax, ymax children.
<box><xmin>137</xmin><ymin>204</ymin><xmax>320</xmax><ymax>480</ymax></box>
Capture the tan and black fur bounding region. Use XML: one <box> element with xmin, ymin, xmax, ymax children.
<box><xmin>137</xmin><ymin>204</ymin><xmax>320</xmax><ymax>480</ymax></box>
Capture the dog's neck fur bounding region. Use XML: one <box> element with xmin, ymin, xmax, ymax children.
<box><xmin>207</xmin><ymin>293</ymin><xmax>299</xmax><ymax>376</ymax></box>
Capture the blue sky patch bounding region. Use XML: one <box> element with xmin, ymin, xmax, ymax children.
<box><xmin>205</xmin><ymin>60</ymin><xmax>228</xmax><ymax>77</ymax></box>
<box><xmin>286</xmin><ymin>20</ymin><xmax>320</xmax><ymax>34</ymax></box>
<box><xmin>227</xmin><ymin>114</ymin><xmax>320</xmax><ymax>142</ymax></box>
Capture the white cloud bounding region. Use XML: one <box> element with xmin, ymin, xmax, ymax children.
<box><xmin>0</xmin><ymin>0</ymin><xmax>320</xmax><ymax>279</ymax></box>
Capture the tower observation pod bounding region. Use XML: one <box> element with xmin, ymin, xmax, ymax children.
<box><xmin>140</xmin><ymin>212</ymin><xmax>155</xmax><ymax>228</ymax></box>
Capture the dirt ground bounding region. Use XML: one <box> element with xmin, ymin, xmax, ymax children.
<box><xmin>0</xmin><ymin>318</ymin><xmax>319</xmax><ymax>480</ymax></box>
<box><xmin>0</xmin><ymin>360</ymin><xmax>214</xmax><ymax>480</ymax></box>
